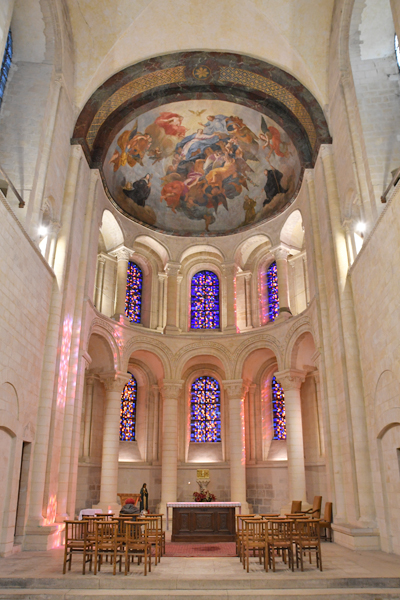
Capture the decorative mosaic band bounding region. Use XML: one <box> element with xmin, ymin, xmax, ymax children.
<box><xmin>86</xmin><ymin>65</ymin><xmax>316</xmax><ymax>151</ymax></box>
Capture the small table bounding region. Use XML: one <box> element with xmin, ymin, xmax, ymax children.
<box><xmin>166</xmin><ymin>502</ymin><xmax>241</xmax><ymax>542</ymax></box>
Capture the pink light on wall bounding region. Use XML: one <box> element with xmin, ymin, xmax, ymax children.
<box><xmin>43</xmin><ymin>494</ymin><xmax>57</xmax><ymax>525</ymax></box>
<box><xmin>57</xmin><ymin>316</ymin><xmax>73</xmax><ymax>407</ymax></box>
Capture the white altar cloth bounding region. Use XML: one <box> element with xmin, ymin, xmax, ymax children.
<box><xmin>165</xmin><ymin>501</ymin><xmax>241</xmax><ymax>530</ymax></box>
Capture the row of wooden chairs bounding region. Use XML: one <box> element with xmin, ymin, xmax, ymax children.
<box><xmin>236</xmin><ymin>514</ymin><xmax>323</xmax><ymax>572</ymax></box>
<box><xmin>63</xmin><ymin>514</ymin><xmax>165</xmax><ymax>576</ymax></box>
<box><xmin>290</xmin><ymin>498</ymin><xmax>333</xmax><ymax>542</ymax></box>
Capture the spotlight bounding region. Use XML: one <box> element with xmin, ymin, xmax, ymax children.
<box><xmin>355</xmin><ymin>222</ymin><xmax>366</xmax><ymax>234</ymax></box>
<box><xmin>38</xmin><ymin>225</ymin><xmax>48</xmax><ymax>237</ymax></box>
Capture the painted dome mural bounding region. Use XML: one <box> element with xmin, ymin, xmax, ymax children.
<box><xmin>73</xmin><ymin>52</ymin><xmax>331</xmax><ymax>236</ymax></box>
<box><xmin>103</xmin><ymin>100</ymin><xmax>301</xmax><ymax>235</ymax></box>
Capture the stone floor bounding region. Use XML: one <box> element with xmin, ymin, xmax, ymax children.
<box><xmin>0</xmin><ymin>542</ymin><xmax>398</xmax><ymax>599</ymax></box>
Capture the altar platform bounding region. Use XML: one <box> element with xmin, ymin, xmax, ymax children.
<box><xmin>0</xmin><ymin>538</ymin><xmax>399</xmax><ymax>600</ymax></box>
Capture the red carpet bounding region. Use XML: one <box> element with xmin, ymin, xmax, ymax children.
<box><xmin>164</xmin><ymin>542</ymin><xmax>236</xmax><ymax>557</ymax></box>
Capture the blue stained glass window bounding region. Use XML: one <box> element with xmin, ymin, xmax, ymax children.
<box><xmin>272</xmin><ymin>376</ymin><xmax>286</xmax><ymax>440</ymax></box>
<box><xmin>190</xmin><ymin>376</ymin><xmax>221</xmax><ymax>442</ymax></box>
<box><xmin>120</xmin><ymin>374</ymin><xmax>137</xmax><ymax>441</ymax></box>
<box><xmin>267</xmin><ymin>261</ymin><xmax>279</xmax><ymax>321</ymax></box>
<box><xmin>0</xmin><ymin>30</ymin><xmax>12</xmax><ymax>110</ymax></box>
<box><xmin>125</xmin><ymin>262</ymin><xmax>143</xmax><ymax>323</ymax></box>
<box><xmin>191</xmin><ymin>270</ymin><xmax>220</xmax><ymax>329</ymax></box>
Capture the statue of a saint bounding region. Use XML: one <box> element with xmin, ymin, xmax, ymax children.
<box><xmin>140</xmin><ymin>483</ymin><xmax>149</xmax><ymax>512</ymax></box>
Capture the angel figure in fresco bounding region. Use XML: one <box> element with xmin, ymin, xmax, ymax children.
<box><xmin>259</xmin><ymin>117</ymin><xmax>291</xmax><ymax>160</ymax></box>
<box><xmin>109</xmin><ymin>121</ymin><xmax>152</xmax><ymax>171</ymax></box>
<box><xmin>145</xmin><ymin>112</ymin><xmax>187</xmax><ymax>159</ymax></box>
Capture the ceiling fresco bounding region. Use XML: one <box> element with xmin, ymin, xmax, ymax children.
<box><xmin>73</xmin><ymin>52</ymin><xmax>331</xmax><ymax>236</ymax></box>
<box><xmin>103</xmin><ymin>100</ymin><xmax>301</xmax><ymax>235</ymax></box>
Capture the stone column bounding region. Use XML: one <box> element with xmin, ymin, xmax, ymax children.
<box><xmin>223</xmin><ymin>380</ymin><xmax>250</xmax><ymax>513</ymax></box>
<box><xmin>302</xmin><ymin>256</ymin><xmax>310</xmax><ymax>307</ymax></box>
<box><xmin>111</xmin><ymin>246</ymin><xmax>131</xmax><ymax>319</ymax></box>
<box><xmin>244</xmin><ymin>272</ymin><xmax>253</xmax><ymax>329</ymax></box>
<box><xmin>275</xmin><ymin>369</ymin><xmax>307</xmax><ymax>503</ymax></box>
<box><xmin>274</xmin><ymin>247</ymin><xmax>291</xmax><ymax>319</ymax></box>
<box><xmin>95</xmin><ymin>372</ymin><xmax>130</xmax><ymax>512</ymax></box>
<box><xmin>222</xmin><ymin>262</ymin><xmax>237</xmax><ymax>333</ymax></box>
<box><xmin>164</xmin><ymin>262</ymin><xmax>180</xmax><ymax>333</ymax></box>
<box><xmin>82</xmin><ymin>374</ymin><xmax>95</xmax><ymax>459</ymax></box>
<box><xmin>159</xmin><ymin>381</ymin><xmax>182</xmax><ymax>514</ymax></box>
<box><xmin>156</xmin><ymin>273</ymin><xmax>167</xmax><ymax>332</ymax></box>
<box><xmin>321</xmin><ymin>145</ymin><xmax>376</xmax><ymax>527</ymax></box>
<box><xmin>0</xmin><ymin>2</ymin><xmax>14</xmax><ymax>60</ymax></box>
<box><xmin>152</xmin><ymin>385</ymin><xmax>161</xmax><ymax>464</ymax></box>
<box><xmin>248</xmin><ymin>383</ymin><xmax>257</xmax><ymax>463</ymax></box>
<box><xmin>310</xmin><ymin>369</ymin><xmax>325</xmax><ymax>458</ymax></box>
<box><xmin>94</xmin><ymin>255</ymin><xmax>106</xmax><ymax>311</ymax></box>
<box><xmin>27</xmin><ymin>145</ymin><xmax>82</xmax><ymax>532</ymax></box>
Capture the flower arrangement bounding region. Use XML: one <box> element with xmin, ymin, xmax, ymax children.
<box><xmin>193</xmin><ymin>490</ymin><xmax>216</xmax><ymax>502</ymax></box>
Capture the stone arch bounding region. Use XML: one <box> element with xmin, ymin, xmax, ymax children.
<box><xmin>374</xmin><ymin>369</ymin><xmax>400</xmax><ymax>424</ymax></box>
<box><xmin>0</xmin><ymin>380</ymin><xmax>19</xmax><ymax>420</ymax></box>
<box><xmin>174</xmin><ymin>342</ymin><xmax>233</xmax><ymax>381</ymax></box>
<box><xmin>280</xmin><ymin>209</ymin><xmax>304</xmax><ymax>250</ymax></box>
<box><xmin>86</xmin><ymin>319</ymin><xmax>121</xmax><ymax>373</ymax></box>
<box><xmin>232</xmin><ymin>334</ymin><xmax>282</xmax><ymax>379</ymax></box>
<box><xmin>99</xmin><ymin>209</ymin><xmax>124</xmax><ymax>252</ymax></box>
<box><xmin>122</xmin><ymin>336</ymin><xmax>172</xmax><ymax>380</ymax></box>
<box><xmin>283</xmin><ymin>317</ymin><xmax>315</xmax><ymax>370</ymax></box>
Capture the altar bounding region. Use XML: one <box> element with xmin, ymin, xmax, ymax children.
<box><xmin>167</xmin><ymin>502</ymin><xmax>241</xmax><ymax>542</ymax></box>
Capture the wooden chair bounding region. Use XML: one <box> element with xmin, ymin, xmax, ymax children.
<box><xmin>137</xmin><ymin>516</ymin><xmax>161</xmax><ymax>565</ymax></box>
<box><xmin>235</xmin><ymin>515</ymin><xmax>257</xmax><ymax>559</ymax></box>
<box><xmin>95</xmin><ymin>513</ymin><xmax>115</xmax><ymax>520</ymax></box>
<box><xmin>300</xmin><ymin>496</ymin><xmax>322</xmax><ymax>519</ymax></box>
<box><xmin>320</xmin><ymin>502</ymin><xmax>333</xmax><ymax>542</ymax></box>
<box><xmin>145</xmin><ymin>514</ymin><xmax>165</xmax><ymax>555</ymax></box>
<box><xmin>294</xmin><ymin>519</ymin><xmax>323</xmax><ymax>571</ymax></box>
<box><xmin>242</xmin><ymin>519</ymin><xmax>268</xmax><ymax>573</ymax></box>
<box><xmin>117</xmin><ymin>493</ymin><xmax>141</xmax><ymax>507</ymax></box>
<box><xmin>63</xmin><ymin>520</ymin><xmax>93</xmax><ymax>574</ymax></box>
<box><xmin>291</xmin><ymin>500</ymin><xmax>302</xmax><ymax>513</ymax></box>
<box><xmin>125</xmin><ymin>521</ymin><xmax>151</xmax><ymax>576</ymax></box>
<box><xmin>93</xmin><ymin>520</ymin><xmax>123</xmax><ymax>575</ymax></box>
<box><xmin>267</xmin><ymin>519</ymin><xmax>294</xmax><ymax>572</ymax></box>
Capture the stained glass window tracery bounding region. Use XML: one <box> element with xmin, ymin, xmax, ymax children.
<box><xmin>272</xmin><ymin>375</ymin><xmax>286</xmax><ymax>440</ymax></box>
<box><xmin>190</xmin><ymin>376</ymin><xmax>221</xmax><ymax>442</ymax></box>
<box><xmin>125</xmin><ymin>262</ymin><xmax>143</xmax><ymax>323</ymax></box>
<box><xmin>120</xmin><ymin>374</ymin><xmax>137</xmax><ymax>441</ymax></box>
<box><xmin>190</xmin><ymin>270</ymin><xmax>220</xmax><ymax>329</ymax></box>
<box><xmin>0</xmin><ymin>30</ymin><xmax>12</xmax><ymax>110</ymax></box>
<box><xmin>267</xmin><ymin>261</ymin><xmax>279</xmax><ymax>322</ymax></box>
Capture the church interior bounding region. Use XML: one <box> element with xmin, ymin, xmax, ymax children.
<box><xmin>0</xmin><ymin>0</ymin><xmax>400</xmax><ymax>589</ymax></box>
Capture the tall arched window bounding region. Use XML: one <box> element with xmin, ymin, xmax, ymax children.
<box><xmin>272</xmin><ymin>376</ymin><xmax>286</xmax><ymax>440</ymax></box>
<box><xmin>120</xmin><ymin>374</ymin><xmax>137</xmax><ymax>441</ymax></box>
<box><xmin>190</xmin><ymin>376</ymin><xmax>221</xmax><ymax>442</ymax></box>
<box><xmin>267</xmin><ymin>261</ymin><xmax>279</xmax><ymax>321</ymax></box>
<box><xmin>125</xmin><ymin>262</ymin><xmax>143</xmax><ymax>323</ymax></box>
<box><xmin>191</xmin><ymin>270</ymin><xmax>220</xmax><ymax>329</ymax></box>
<box><xmin>0</xmin><ymin>30</ymin><xmax>12</xmax><ymax>110</ymax></box>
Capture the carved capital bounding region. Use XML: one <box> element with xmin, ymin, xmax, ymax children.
<box><xmin>165</xmin><ymin>262</ymin><xmax>181</xmax><ymax>277</ymax></box>
<box><xmin>274</xmin><ymin>369</ymin><xmax>306</xmax><ymax>391</ymax></box>
<box><xmin>71</xmin><ymin>144</ymin><xmax>83</xmax><ymax>159</ymax></box>
<box><xmin>222</xmin><ymin>261</ymin><xmax>237</xmax><ymax>277</ymax></box>
<box><xmin>319</xmin><ymin>144</ymin><xmax>333</xmax><ymax>160</ymax></box>
<box><xmin>273</xmin><ymin>246</ymin><xmax>290</xmax><ymax>261</ymax></box>
<box><xmin>101</xmin><ymin>371</ymin><xmax>131</xmax><ymax>393</ymax></box>
<box><xmin>304</xmin><ymin>169</ymin><xmax>314</xmax><ymax>184</ymax></box>
<box><xmin>223</xmin><ymin>379</ymin><xmax>244</xmax><ymax>399</ymax></box>
<box><xmin>111</xmin><ymin>245</ymin><xmax>131</xmax><ymax>262</ymax></box>
<box><xmin>162</xmin><ymin>380</ymin><xmax>183</xmax><ymax>400</ymax></box>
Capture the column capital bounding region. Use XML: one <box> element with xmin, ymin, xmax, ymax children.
<box><xmin>110</xmin><ymin>245</ymin><xmax>132</xmax><ymax>262</ymax></box>
<box><xmin>223</xmin><ymin>379</ymin><xmax>244</xmax><ymax>399</ymax></box>
<box><xmin>165</xmin><ymin>261</ymin><xmax>181</xmax><ymax>276</ymax></box>
<box><xmin>161</xmin><ymin>380</ymin><xmax>183</xmax><ymax>399</ymax></box>
<box><xmin>71</xmin><ymin>144</ymin><xmax>83</xmax><ymax>159</ymax></box>
<box><xmin>304</xmin><ymin>168</ymin><xmax>314</xmax><ymax>184</ymax></box>
<box><xmin>272</xmin><ymin>245</ymin><xmax>291</xmax><ymax>261</ymax></box>
<box><xmin>222</xmin><ymin>261</ymin><xmax>237</xmax><ymax>276</ymax></box>
<box><xmin>158</xmin><ymin>271</ymin><xmax>167</xmax><ymax>281</ymax></box>
<box><xmin>274</xmin><ymin>369</ymin><xmax>306</xmax><ymax>390</ymax></box>
<box><xmin>100</xmin><ymin>371</ymin><xmax>131</xmax><ymax>393</ymax></box>
<box><xmin>319</xmin><ymin>143</ymin><xmax>333</xmax><ymax>160</ymax></box>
